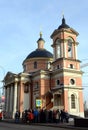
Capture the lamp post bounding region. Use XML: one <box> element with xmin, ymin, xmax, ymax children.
<box><xmin>0</xmin><ymin>66</ymin><xmax>5</xmax><ymax>95</ymax></box>
<box><xmin>0</xmin><ymin>66</ymin><xmax>5</xmax><ymax>120</ymax></box>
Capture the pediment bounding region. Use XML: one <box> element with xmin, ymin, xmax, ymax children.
<box><xmin>51</xmin><ymin>86</ymin><xmax>63</xmax><ymax>94</ymax></box>
<box><xmin>4</xmin><ymin>71</ymin><xmax>17</xmax><ymax>84</ymax></box>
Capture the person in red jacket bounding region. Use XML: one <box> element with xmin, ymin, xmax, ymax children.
<box><xmin>28</xmin><ymin>109</ymin><xmax>34</xmax><ymax>123</ymax></box>
<box><xmin>0</xmin><ymin>112</ymin><xmax>2</xmax><ymax>120</ymax></box>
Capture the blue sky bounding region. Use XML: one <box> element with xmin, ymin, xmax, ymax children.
<box><xmin>0</xmin><ymin>0</ymin><xmax>88</xmax><ymax>100</ymax></box>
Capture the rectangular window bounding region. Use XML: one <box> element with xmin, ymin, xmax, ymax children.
<box><xmin>70</xmin><ymin>64</ymin><xmax>73</xmax><ymax>69</ymax></box>
<box><xmin>57</xmin><ymin>65</ymin><xmax>60</xmax><ymax>69</ymax></box>
<box><xmin>34</xmin><ymin>82</ymin><xmax>39</xmax><ymax>89</ymax></box>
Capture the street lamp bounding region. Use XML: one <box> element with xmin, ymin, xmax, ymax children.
<box><xmin>0</xmin><ymin>66</ymin><xmax>5</xmax><ymax>119</ymax></box>
<box><xmin>0</xmin><ymin>66</ymin><xmax>5</xmax><ymax>95</ymax></box>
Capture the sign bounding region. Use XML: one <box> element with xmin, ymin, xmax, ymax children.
<box><xmin>36</xmin><ymin>99</ymin><xmax>42</xmax><ymax>107</ymax></box>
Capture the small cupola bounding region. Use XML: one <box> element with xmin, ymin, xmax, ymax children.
<box><xmin>58</xmin><ymin>15</ymin><xmax>70</xmax><ymax>29</ymax></box>
<box><xmin>37</xmin><ymin>32</ymin><xmax>45</xmax><ymax>49</ymax></box>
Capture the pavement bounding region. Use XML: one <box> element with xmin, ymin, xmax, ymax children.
<box><xmin>1</xmin><ymin>118</ymin><xmax>88</xmax><ymax>130</ymax></box>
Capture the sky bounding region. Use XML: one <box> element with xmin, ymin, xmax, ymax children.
<box><xmin>0</xmin><ymin>0</ymin><xmax>88</xmax><ymax>101</ymax></box>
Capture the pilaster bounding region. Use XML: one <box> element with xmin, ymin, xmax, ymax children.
<box><xmin>13</xmin><ymin>82</ymin><xmax>17</xmax><ymax>118</ymax></box>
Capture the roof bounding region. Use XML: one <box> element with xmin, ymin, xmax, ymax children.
<box><xmin>25</xmin><ymin>49</ymin><xmax>53</xmax><ymax>59</ymax></box>
<box><xmin>51</xmin><ymin>16</ymin><xmax>79</xmax><ymax>38</ymax></box>
<box><xmin>58</xmin><ymin>16</ymin><xmax>70</xmax><ymax>29</ymax></box>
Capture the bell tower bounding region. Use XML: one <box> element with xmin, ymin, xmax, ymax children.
<box><xmin>51</xmin><ymin>16</ymin><xmax>84</xmax><ymax>117</ymax></box>
<box><xmin>51</xmin><ymin>16</ymin><xmax>78</xmax><ymax>61</ymax></box>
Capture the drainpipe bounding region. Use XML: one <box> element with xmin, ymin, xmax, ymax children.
<box><xmin>30</xmin><ymin>75</ymin><xmax>33</xmax><ymax>109</ymax></box>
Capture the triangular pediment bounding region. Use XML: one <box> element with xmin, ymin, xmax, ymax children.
<box><xmin>51</xmin><ymin>86</ymin><xmax>63</xmax><ymax>94</ymax></box>
<box><xmin>4</xmin><ymin>71</ymin><xmax>17</xmax><ymax>84</ymax></box>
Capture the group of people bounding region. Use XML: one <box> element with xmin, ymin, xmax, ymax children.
<box><xmin>15</xmin><ymin>108</ymin><xmax>70</xmax><ymax>124</ymax></box>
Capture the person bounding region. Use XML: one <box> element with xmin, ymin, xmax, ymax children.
<box><xmin>56</xmin><ymin>109</ymin><xmax>60</xmax><ymax>123</ymax></box>
<box><xmin>48</xmin><ymin>110</ymin><xmax>53</xmax><ymax>123</ymax></box>
<box><xmin>0</xmin><ymin>111</ymin><xmax>2</xmax><ymax>120</ymax></box>
<box><xmin>64</xmin><ymin>110</ymin><xmax>69</xmax><ymax>123</ymax></box>
<box><xmin>53</xmin><ymin>109</ymin><xmax>57</xmax><ymax>123</ymax></box>
<box><xmin>28</xmin><ymin>109</ymin><xmax>34</xmax><ymax>123</ymax></box>
<box><xmin>60</xmin><ymin>109</ymin><xmax>65</xmax><ymax>123</ymax></box>
<box><xmin>33</xmin><ymin>108</ymin><xmax>39</xmax><ymax>123</ymax></box>
<box><xmin>15</xmin><ymin>110</ymin><xmax>20</xmax><ymax>123</ymax></box>
<box><xmin>22</xmin><ymin>111</ymin><xmax>26</xmax><ymax>123</ymax></box>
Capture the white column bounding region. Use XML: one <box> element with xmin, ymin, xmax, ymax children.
<box><xmin>9</xmin><ymin>85</ymin><xmax>13</xmax><ymax>112</ymax></box>
<box><xmin>53</xmin><ymin>48</ymin><xmax>55</xmax><ymax>61</ymax></box>
<box><xmin>6</xmin><ymin>87</ymin><xmax>9</xmax><ymax>112</ymax></box>
<box><xmin>64</xmin><ymin>42</ymin><xmax>66</xmax><ymax>58</ymax></box>
<box><xmin>13</xmin><ymin>82</ymin><xmax>17</xmax><ymax>118</ymax></box>
<box><xmin>75</xmin><ymin>45</ymin><xmax>77</xmax><ymax>59</ymax></box>
<box><xmin>5</xmin><ymin>88</ymin><xmax>7</xmax><ymax>111</ymax></box>
<box><xmin>23</xmin><ymin>93</ymin><xmax>29</xmax><ymax>110</ymax></box>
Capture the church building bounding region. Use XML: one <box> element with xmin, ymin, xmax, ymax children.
<box><xmin>4</xmin><ymin>16</ymin><xmax>84</xmax><ymax>118</ymax></box>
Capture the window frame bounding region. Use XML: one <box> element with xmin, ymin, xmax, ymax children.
<box><xmin>68</xmin><ymin>39</ymin><xmax>73</xmax><ymax>58</ymax></box>
<box><xmin>56</xmin><ymin>39</ymin><xmax>61</xmax><ymax>58</ymax></box>
<box><xmin>71</xmin><ymin>94</ymin><xmax>76</xmax><ymax>109</ymax></box>
<box><xmin>34</xmin><ymin>61</ymin><xmax>37</xmax><ymax>69</ymax></box>
<box><xmin>57</xmin><ymin>80</ymin><xmax>60</xmax><ymax>85</ymax></box>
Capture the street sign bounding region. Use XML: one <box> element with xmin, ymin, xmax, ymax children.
<box><xmin>36</xmin><ymin>99</ymin><xmax>42</xmax><ymax>107</ymax></box>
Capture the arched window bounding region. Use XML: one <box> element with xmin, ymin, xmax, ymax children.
<box><xmin>34</xmin><ymin>61</ymin><xmax>37</xmax><ymax>69</ymax></box>
<box><xmin>23</xmin><ymin>65</ymin><xmax>26</xmax><ymax>71</ymax></box>
<box><xmin>57</xmin><ymin>80</ymin><xmax>60</xmax><ymax>85</ymax></box>
<box><xmin>55</xmin><ymin>39</ymin><xmax>61</xmax><ymax>58</ymax></box>
<box><xmin>47</xmin><ymin>61</ymin><xmax>51</xmax><ymax>69</ymax></box>
<box><xmin>68</xmin><ymin>39</ymin><xmax>73</xmax><ymax>57</ymax></box>
<box><xmin>71</xmin><ymin>94</ymin><xmax>76</xmax><ymax>109</ymax></box>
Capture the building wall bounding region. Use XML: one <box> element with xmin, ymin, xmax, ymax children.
<box><xmin>23</xmin><ymin>58</ymin><xmax>53</xmax><ymax>73</ymax></box>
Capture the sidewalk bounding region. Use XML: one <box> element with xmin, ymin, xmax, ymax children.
<box><xmin>1</xmin><ymin>118</ymin><xmax>88</xmax><ymax>130</ymax></box>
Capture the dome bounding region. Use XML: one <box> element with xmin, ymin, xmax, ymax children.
<box><xmin>26</xmin><ymin>49</ymin><xmax>53</xmax><ymax>60</ymax></box>
<box><xmin>24</xmin><ymin>32</ymin><xmax>53</xmax><ymax>62</ymax></box>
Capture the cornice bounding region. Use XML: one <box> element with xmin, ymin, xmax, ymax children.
<box><xmin>52</xmin><ymin>68</ymin><xmax>83</xmax><ymax>75</ymax></box>
<box><xmin>51</xmin><ymin>28</ymin><xmax>79</xmax><ymax>38</ymax></box>
<box><xmin>23</xmin><ymin>57</ymin><xmax>53</xmax><ymax>64</ymax></box>
<box><xmin>52</xmin><ymin>57</ymin><xmax>81</xmax><ymax>64</ymax></box>
<box><xmin>64</xmin><ymin>86</ymin><xmax>83</xmax><ymax>90</ymax></box>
